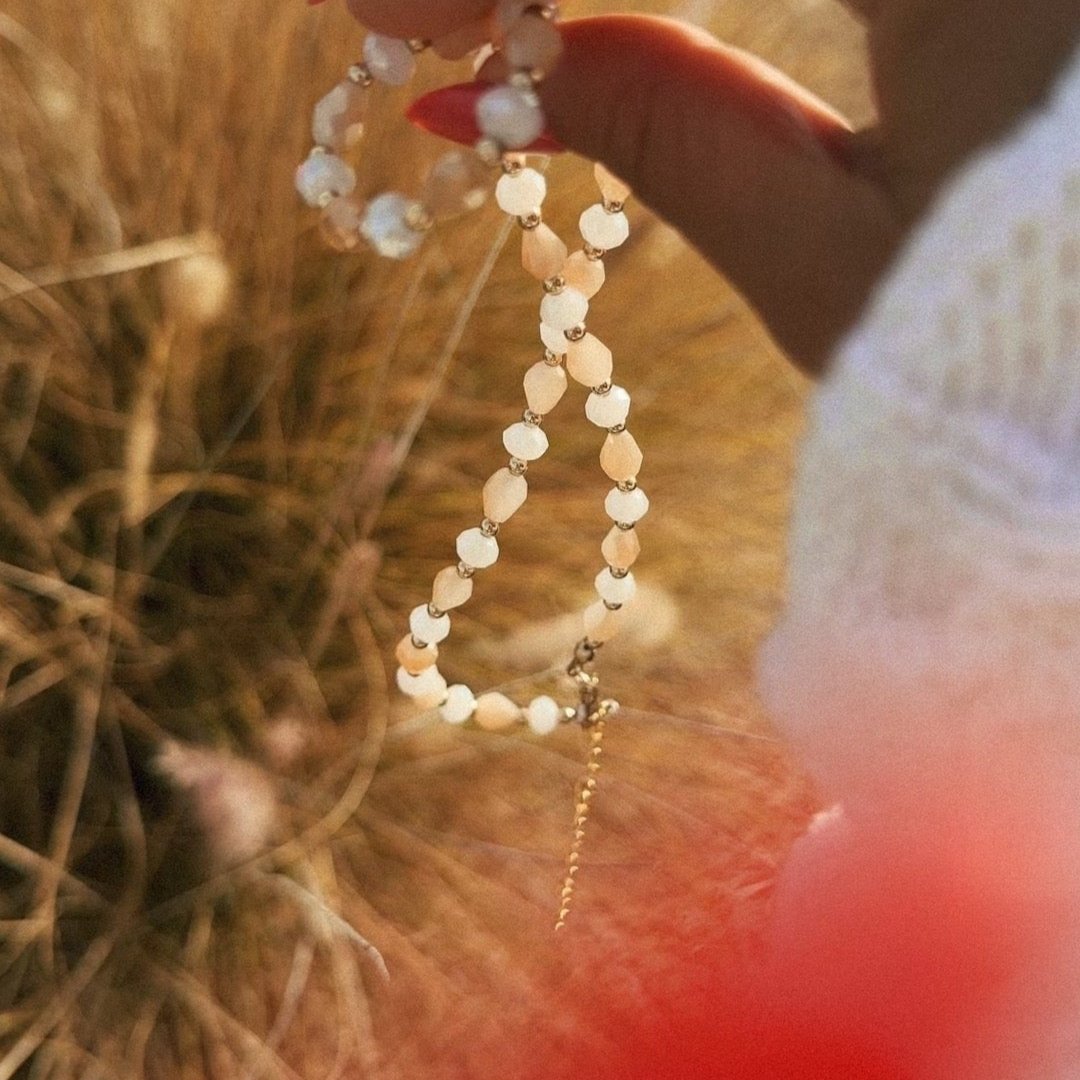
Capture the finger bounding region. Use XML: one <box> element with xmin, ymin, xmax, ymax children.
<box><xmin>837</xmin><ymin>0</ymin><xmax>880</xmax><ymax>20</ymax></box>
<box><xmin>344</xmin><ymin>0</ymin><xmax>494</xmax><ymax>40</ymax></box>
<box><xmin>538</xmin><ymin>16</ymin><xmax>902</xmax><ymax>373</ymax></box>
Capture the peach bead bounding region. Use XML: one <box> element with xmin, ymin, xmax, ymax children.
<box><xmin>432</xmin><ymin>566</ymin><xmax>474</xmax><ymax>611</ymax></box>
<box><xmin>522</xmin><ymin>223</ymin><xmax>568</xmax><ymax>282</ymax></box>
<box><xmin>561</xmin><ymin>250</ymin><xmax>606</xmax><ymax>299</ymax></box>
<box><xmin>473</xmin><ymin>692</ymin><xmax>522</xmax><ymax>731</ymax></box>
<box><xmin>599</xmin><ymin>430</ymin><xmax>643</xmax><ymax>482</ymax></box>
<box><xmin>565</xmin><ymin>333</ymin><xmax>612</xmax><ymax>386</ymax></box>
<box><xmin>523</xmin><ymin>360</ymin><xmax>568</xmax><ymax>415</ymax></box>
<box><xmin>483</xmin><ymin>468</ymin><xmax>528</xmax><ymax>522</ymax></box>
<box><xmin>396</xmin><ymin>634</ymin><xmax>438</xmax><ymax>675</ymax></box>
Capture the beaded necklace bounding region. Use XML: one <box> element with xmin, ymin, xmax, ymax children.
<box><xmin>298</xmin><ymin>2</ymin><xmax>645</xmax><ymax>930</ymax></box>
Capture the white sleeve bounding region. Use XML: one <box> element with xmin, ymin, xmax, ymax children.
<box><xmin>757</xmin><ymin>45</ymin><xmax>1080</xmax><ymax>806</ymax></box>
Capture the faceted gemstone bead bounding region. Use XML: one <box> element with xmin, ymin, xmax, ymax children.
<box><xmin>566</xmin><ymin>333</ymin><xmax>613</xmax><ymax>386</ymax></box>
<box><xmin>319</xmin><ymin>197</ymin><xmax>365</xmax><ymax>252</ymax></box>
<box><xmin>594</xmin><ymin>163</ymin><xmax>632</xmax><ymax>204</ymax></box>
<box><xmin>561</xmin><ymin>250</ymin><xmax>605</xmax><ymax>299</ymax></box>
<box><xmin>360</xmin><ymin>193</ymin><xmax>425</xmax><ymax>259</ymax></box>
<box><xmin>363</xmin><ymin>34</ymin><xmax>417</xmax><ymax>86</ymax></box>
<box><xmin>457</xmin><ymin>527</ymin><xmax>500</xmax><ymax>569</ymax></box>
<box><xmin>580</xmin><ymin>204</ymin><xmax>630</xmax><ymax>250</ymax></box>
<box><xmin>432</xmin><ymin>566</ymin><xmax>474</xmax><ymax>610</ymax></box>
<box><xmin>522</xmin><ymin>223</ymin><xmax>567</xmax><ymax>281</ymax></box>
<box><xmin>312</xmin><ymin>80</ymin><xmax>369</xmax><ymax>151</ymax></box>
<box><xmin>423</xmin><ymin>150</ymin><xmax>490</xmax><ymax>221</ymax></box>
<box><xmin>539</xmin><ymin>288</ymin><xmax>588</xmax><ymax>332</ymax></box>
<box><xmin>583</xmin><ymin>600</ymin><xmax>625</xmax><ymax>643</ymax></box>
<box><xmin>595</xmin><ymin>567</ymin><xmax>636</xmax><ymax>605</ymax></box>
<box><xmin>585</xmin><ymin>386</ymin><xmax>631</xmax><ymax>429</ymax></box>
<box><xmin>601</xmin><ymin>524</ymin><xmax>641</xmax><ymax>570</ymax></box>
<box><xmin>295</xmin><ymin>151</ymin><xmax>357</xmax><ymax>208</ymax></box>
<box><xmin>495</xmin><ymin>167</ymin><xmax>547</xmax><ymax>216</ymax></box>
<box><xmin>482</xmin><ymin>468</ymin><xmax>528</xmax><ymax>522</ymax></box>
<box><xmin>410</xmin><ymin>604</ymin><xmax>451</xmax><ymax>645</ymax></box>
<box><xmin>476</xmin><ymin>84</ymin><xmax>545</xmax><ymax>149</ymax></box>
<box><xmin>526</xmin><ymin>694</ymin><xmax>562</xmax><ymax>735</ymax></box>
<box><xmin>605</xmin><ymin>486</ymin><xmax>650</xmax><ymax>524</ymax></box>
<box><xmin>440</xmin><ymin>684</ymin><xmax>477</xmax><ymax>725</ymax></box>
<box><xmin>504</xmin><ymin>13</ymin><xmax>564</xmax><ymax>77</ymax></box>
<box><xmin>396</xmin><ymin>634</ymin><xmax>438</xmax><ymax>674</ymax></box>
<box><xmin>397</xmin><ymin>665</ymin><xmax>448</xmax><ymax>699</ymax></box>
<box><xmin>539</xmin><ymin>322</ymin><xmax>568</xmax><ymax>355</ymax></box>
<box><xmin>599</xmin><ymin>430</ymin><xmax>643</xmax><ymax>482</ymax></box>
<box><xmin>523</xmin><ymin>361</ymin><xmax>567</xmax><ymax>415</ymax></box>
<box><xmin>473</xmin><ymin>691</ymin><xmax>522</xmax><ymax>731</ymax></box>
<box><xmin>503</xmin><ymin>421</ymin><xmax>549</xmax><ymax>461</ymax></box>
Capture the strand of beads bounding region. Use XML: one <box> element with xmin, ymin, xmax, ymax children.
<box><xmin>298</xmin><ymin>2</ymin><xmax>565</xmax><ymax>258</ymax></box>
<box><xmin>297</xmin><ymin>34</ymin><xmax>493</xmax><ymax>257</ymax></box>
<box><xmin>395</xmin><ymin>162</ymin><xmax>639</xmax><ymax>733</ymax></box>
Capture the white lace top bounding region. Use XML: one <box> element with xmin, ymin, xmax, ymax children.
<box><xmin>759</xmin><ymin>44</ymin><xmax>1080</xmax><ymax>808</ymax></box>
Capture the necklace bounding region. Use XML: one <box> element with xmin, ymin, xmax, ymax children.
<box><xmin>299</xmin><ymin>3</ymin><xmax>645</xmax><ymax>929</ymax></box>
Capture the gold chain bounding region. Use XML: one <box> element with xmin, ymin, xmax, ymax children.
<box><xmin>555</xmin><ymin>640</ymin><xmax>618</xmax><ymax>931</ymax></box>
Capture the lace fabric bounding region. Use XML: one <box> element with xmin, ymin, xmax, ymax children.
<box><xmin>759</xmin><ymin>44</ymin><xmax>1080</xmax><ymax>803</ymax></box>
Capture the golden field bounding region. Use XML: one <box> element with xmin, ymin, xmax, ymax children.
<box><xmin>0</xmin><ymin>1</ymin><xmax>868</xmax><ymax>1076</ymax></box>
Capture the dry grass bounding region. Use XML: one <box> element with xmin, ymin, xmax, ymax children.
<box><xmin>0</xmin><ymin>1</ymin><xmax>867</xmax><ymax>1076</ymax></box>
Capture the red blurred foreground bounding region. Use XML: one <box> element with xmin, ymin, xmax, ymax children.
<box><xmin>506</xmin><ymin>749</ymin><xmax>1080</xmax><ymax>1080</ymax></box>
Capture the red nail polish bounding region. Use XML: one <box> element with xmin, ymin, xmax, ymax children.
<box><xmin>307</xmin><ymin>0</ymin><xmax>327</xmax><ymax>6</ymax></box>
<box><xmin>406</xmin><ymin>82</ymin><xmax>565</xmax><ymax>154</ymax></box>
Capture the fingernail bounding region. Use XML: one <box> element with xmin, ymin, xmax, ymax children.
<box><xmin>406</xmin><ymin>82</ymin><xmax>565</xmax><ymax>154</ymax></box>
<box><xmin>307</xmin><ymin>0</ymin><xmax>327</xmax><ymax>6</ymax></box>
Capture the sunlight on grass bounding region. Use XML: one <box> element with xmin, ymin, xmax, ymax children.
<box><xmin>0</xmin><ymin>1</ymin><xmax>866</xmax><ymax>1075</ymax></box>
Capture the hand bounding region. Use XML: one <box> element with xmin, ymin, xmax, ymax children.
<box><xmin>344</xmin><ymin>0</ymin><xmax>1080</xmax><ymax>375</ymax></box>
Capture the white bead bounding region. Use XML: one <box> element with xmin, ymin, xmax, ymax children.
<box><xmin>362</xmin><ymin>35</ymin><xmax>417</xmax><ymax>86</ymax></box>
<box><xmin>502</xmin><ymin>421</ymin><xmax>549</xmax><ymax>461</ymax></box>
<box><xmin>539</xmin><ymin>322</ymin><xmax>567</xmax><ymax>354</ymax></box>
<box><xmin>397</xmin><ymin>665</ymin><xmax>448</xmax><ymax>699</ymax></box>
<box><xmin>440</xmin><ymin>684</ymin><xmax>477</xmax><ymax>725</ymax></box>
<box><xmin>410</xmin><ymin>604</ymin><xmax>451</xmax><ymax>645</ymax></box>
<box><xmin>585</xmin><ymin>385</ymin><xmax>631</xmax><ymax>428</ymax></box>
<box><xmin>526</xmin><ymin>695</ymin><xmax>562</xmax><ymax>735</ymax></box>
<box><xmin>539</xmin><ymin>288</ymin><xmax>588</xmax><ymax>332</ymax></box>
<box><xmin>360</xmin><ymin>193</ymin><xmax>425</xmax><ymax>259</ymax></box>
<box><xmin>605</xmin><ymin>486</ymin><xmax>650</xmax><ymax>524</ymax></box>
<box><xmin>476</xmin><ymin>84</ymin><xmax>544</xmax><ymax>149</ymax></box>
<box><xmin>457</xmin><ymin>527</ymin><xmax>500</xmax><ymax>569</ymax></box>
<box><xmin>312</xmin><ymin>80</ymin><xmax>368</xmax><ymax>151</ymax></box>
<box><xmin>595</xmin><ymin>567</ymin><xmax>636</xmax><ymax>605</ymax></box>
<box><xmin>580</xmin><ymin>204</ymin><xmax>630</xmax><ymax>250</ymax></box>
<box><xmin>495</xmin><ymin>168</ymin><xmax>547</xmax><ymax>216</ymax></box>
<box><xmin>295</xmin><ymin>151</ymin><xmax>357</xmax><ymax>208</ymax></box>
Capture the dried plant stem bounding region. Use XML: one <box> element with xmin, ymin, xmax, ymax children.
<box><xmin>0</xmin><ymin>235</ymin><xmax>218</xmax><ymax>303</ymax></box>
<box><xmin>265</xmin><ymin>872</ymin><xmax>389</xmax><ymax>983</ymax></box>
<box><xmin>362</xmin><ymin>215</ymin><xmax>516</xmax><ymax>541</ymax></box>
<box><xmin>0</xmin><ymin>932</ymin><xmax>116</xmax><ymax>1080</ymax></box>
<box><xmin>32</xmin><ymin>662</ymin><xmax>112</xmax><ymax>968</ymax></box>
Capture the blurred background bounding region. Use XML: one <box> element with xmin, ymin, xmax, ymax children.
<box><xmin>0</xmin><ymin>1</ymin><xmax>868</xmax><ymax>1076</ymax></box>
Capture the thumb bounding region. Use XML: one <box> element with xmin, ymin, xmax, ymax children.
<box><xmin>540</xmin><ymin>16</ymin><xmax>901</xmax><ymax>373</ymax></box>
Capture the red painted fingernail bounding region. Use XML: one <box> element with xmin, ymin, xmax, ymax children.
<box><xmin>307</xmin><ymin>0</ymin><xmax>327</xmax><ymax>6</ymax></box>
<box><xmin>406</xmin><ymin>82</ymin><xmax>565</xmax><ymax>154</ymax></box>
